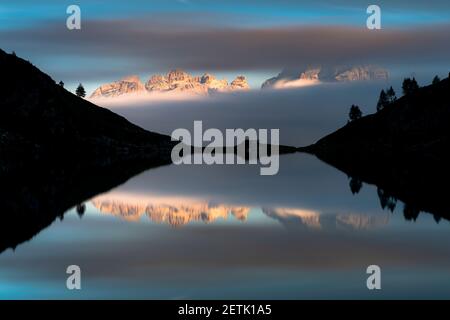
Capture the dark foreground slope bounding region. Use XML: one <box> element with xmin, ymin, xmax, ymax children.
<box><xmin>306</xmin><ymin>77</ymin><xmax>450</xmax><ymax>160</ymax></box>
<box><xmin>303</xmin><ymin>76</ymin><xmax>450</xmax><ymax>220</ymax></box>
<box><xmin>0</xmin><ymin>158</ymin><xmax>164</xmax><ymax>253</ymax></box>
<box><xmin>0</xmin><ymin>49</ymin><xmax>178</xmax><ymax>252</ymax></box>
<box><xmin>0</xmin><ymin>49</ymin><xmax>176</xmax><ymax>171</ymax></box>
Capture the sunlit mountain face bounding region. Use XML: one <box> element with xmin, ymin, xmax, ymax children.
<box><xmin>262</xmin><ymin>208</ymin><xmax>389</xmax><ymax>231</ymax></box>
<box><xmin>90</xmin><ymin>191</ymin><xmax>389</xmax><ymax>231</ymax></box>
<box><xmin>91</xmin><ymin>194</ymin><xmax>250</xmax><ymax>226</ymax></box>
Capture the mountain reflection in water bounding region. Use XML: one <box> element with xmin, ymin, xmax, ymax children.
<box><xmin>2</xmin><ymin>152</ymin><xmax>449</xmax><ymax>253</ymax></box>
<box><xmin>91</xmin><ymin>194</ymin><xmax>389</xmax><ymax>230</ymax></box>
<box><xmin>2</xmin><ymin>153</ymin><xmax>450</xmax><ymax>299</ymax></box>
<box><xmin>92</xmin><ymin>195</ymin><xmax>250</xmax><ymax>226</ymax></box>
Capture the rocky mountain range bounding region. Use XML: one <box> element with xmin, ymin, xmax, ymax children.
<box><xmin>91</xmin><ymin>70</ymin><xmax>250</xmax><ymax>98</ymax></box>
<box><xmin>91</xmin><ymin>198</ymin><xmax>250</xmax><ymax>226</ymax></box>
<box><xmin>91</xmin><ymin>65</ymin><xmax>388</xmax><ymax>98</ymax></box>
<box><xmin>263</xmin><ymin>208</ymin><xmax>389</xmax><ymax>230</ymax></box>
<box><xmin>262</xmin><ymin>65</ymin><xmax>389</xmax><ymax>89</ymax></box>
<box><xmin>90</xmin><ymin>196</ymin><xmax>389</xmax><ymax>230</ymax></box>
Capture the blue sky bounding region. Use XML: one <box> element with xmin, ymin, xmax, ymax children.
<box><xmin>0</xmin><ymin>0</ymin><xmax>449</xmax><ymax>93</ymax></box>
<box><xmin>2</xmin><ymin>0</ymin><xmax>450</xmax><ymax>29</ymax></box>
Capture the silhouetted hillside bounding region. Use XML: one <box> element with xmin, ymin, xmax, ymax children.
<box><xmin>0</xmin><ymin>49</ymin><xmax>180</xmax><ymax>252</ymax></box>
<box><xmin>302</xmin><ymin>75</ymin><xmax>450</xmax><ymax>220</ymax></box>
<box><xmin>0</xmin><ymin>48</ymin><xmax>175</xmax><ymax>171</ymax></box>
<box><xmin>0</xmin><ymin>157</ymin><xmax>166</xmax><ymax>253</ymax></box>
<box><xmin>305</xmin><ymin>76</ymin><xmax>450</xmax><ymax>161</ymax></box>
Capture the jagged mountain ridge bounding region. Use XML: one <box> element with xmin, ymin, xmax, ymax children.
<box><xmin>91</xmin><ymin>196</ymin><xmax>389</xmax><ymax>230</ymax></box>
<box><xmin>262</xmin><ymin>65</ymin><xmax>388</xmax><ymax>89</ymax></box>
<box><xmin>91</xmin><ymin>198</ymin><xmax>250</xmax><ymax>226</ymax></box>
<box><xmin>263</xmin><ymin>208</ymin><xmax>389</xmax><ymax>230</ymax></box>
<box><xmin>91</xmin><ymin>69</ymin><xmax>250</xmax><ymax>98</ymax></box>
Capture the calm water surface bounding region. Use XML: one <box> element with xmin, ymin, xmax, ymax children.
<box><xmin>1</xmin><ymin>153</ymin><xmax>450</xmax><ymax>299</ymax></box>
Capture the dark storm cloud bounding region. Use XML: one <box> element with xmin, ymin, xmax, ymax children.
<box><xmin>1</xmin><ymin>19</ymin><xmax>449</xmax><ymax>74</ymax></box>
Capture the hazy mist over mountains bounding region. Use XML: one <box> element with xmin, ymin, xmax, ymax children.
<box><xmin>261</xmin><ymin>65</ymin><xmax>389</xmax><ymax>89</ymax></box>
<box><xmin>103</xmin><ymin>80</ymin><xmax>393</xmax><ymax>146</ymax></box>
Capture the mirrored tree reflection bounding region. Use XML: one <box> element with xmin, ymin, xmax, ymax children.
<box><xmin>76</xmin><ymin>203</ymin><xmax>86</xmax><ymax>218</ymax></box>
<box><xmin>377</xmin><ymin>187</ymin><xmax>397</xmax><ymax>213</ymax></box>
<box><xmin>348</xmin><ymin>176</ymin><xmax>363</xmax><ymax>195</ymax></box>
<box><xmin>317</xmin><ymin>152</ymin><xmax>450</xmax><ymax>224</ymax></box>
<box><xmin>403</xmin><ymin>203</ymin><xmax>420</xmax><ymax>221</ymax></box>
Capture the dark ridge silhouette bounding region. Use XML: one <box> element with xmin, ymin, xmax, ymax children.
<box><xmin>302</xmin><ymin>75</ymin><xmax>450</xmax><ymax>221</ymax></box>
<box><xmin>176</xmin><ymin>140</ymin><xmax>299</xmax><ymax>159</ymax></box>
<box><xmin>0</xmin><ymin>48</ymin><xmax>176</xmax><ymax>167</ymax></box>
<box><xmin>0</xmin><ymin>157</ymin><xmax>169</xmax><ymax>253</ymax></box>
